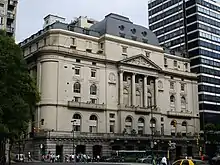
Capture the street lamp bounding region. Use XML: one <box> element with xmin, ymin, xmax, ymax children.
<box><xmin>71</xmin><ymin>120</ymin><xmax>76</xmax><ymax>165</ymax></box>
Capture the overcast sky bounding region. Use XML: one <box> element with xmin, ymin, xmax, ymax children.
<box><xmin>15</xmin><ymin>0</ymin><xmax>149</xmax><ymax>42</ymax></box>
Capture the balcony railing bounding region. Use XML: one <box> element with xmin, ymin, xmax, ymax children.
<box><xmin>167</xmin><ymin>111</ymin><xmax>194</xmax><ymax>118</ymax></box>
<box><xmin>68</xmin><ymin>101</ymin><xmax>105</xmax><ymax>110</ymax></box>
<box><xmin>8</xmin><ymin>0</ymin><xmax>17</xmax><ymax>6</ymax></box>
<box><xmin>34</xmin><ymin>131</ymin><xmax>197</xmax><ymax>141</ymax></box>
<box><xmin>118</xmin><ymin>105</ymin><xmax>151</xmax><ymax>113</ymax></box>
<box><xmin>7</xmin><ymin>13</ymin><xmax>15</xmax><ymax>20</ymax></box>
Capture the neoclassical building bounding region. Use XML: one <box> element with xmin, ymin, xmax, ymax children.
<box><xmin>20</xmin><ymin>14</ymin><xmax>200</xmax><ymax>159</ymax></box>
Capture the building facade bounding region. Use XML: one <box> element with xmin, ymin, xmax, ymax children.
<box><xmin>148</xmin><ymin>0</ymin><xmax>220</xmax><ymax>127</ymax></box>
<box><xmin>0</xmin><ymin>0</ymin><xmax>17</xmax><ymax>36</ymax></box>
<box><xmin>20</xmin><ymin>13</ymin><xmax>200</xmax><ymax>160</ymax></box>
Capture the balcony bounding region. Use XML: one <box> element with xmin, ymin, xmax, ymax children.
<box><xmin>167</xmin><ymin>110</ymin><xmax>194</xmax><ymax>118</ymax></box>
<box><xmin>7</xmin><ymin>12</ymin><xmax>15</xmax><ymax>20</ymax></box>
<box><xmin>34</xmin><ymin>131</ymin><xmax>196</xmax><ymax>141</ymax></box>
<box><xmin>68</xmin><ymin>101</ymin><xmax>105</xmax><ymax>111</ymax></box>
<box><xmin>118</xmin><ymin>105</ymin><xmax>151</xmax><ymax>114</ymax></box>
<box><xmin>8</xmin><ymin>0</ymin><xmax>17</xmax><ymax>7</ymax></box>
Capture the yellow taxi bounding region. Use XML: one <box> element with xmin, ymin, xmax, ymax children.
<box><xmin>172</xmin><ymin>159</ymin><xmax>207</xmax><ymax>165</ymax></box>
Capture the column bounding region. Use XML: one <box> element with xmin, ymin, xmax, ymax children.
<box><xmin>154</xmin><ymin>78</ymin><xmax>158</xmax><ymax>107</ymax></box>
<box><xmin>119</xmin><ymin>71</ymin><xmax>124</xmax><ymax>105</ymax></box>
<box><xmin>143</xmin><ymin>76</ymin><xmax>148</xmax><ymax>107</ymax></box>
<box><xmin>132</xmin><ymin>73</ymin><xmax>136</xmax><ymax>106</ymax></box>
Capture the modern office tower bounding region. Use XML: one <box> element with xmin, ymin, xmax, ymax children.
<box><xmin>149</xmin><ymin>0</ymin><xmax>220</xmax><ymax>127</ymax></box>
<box><xmin>19</xmin><ymin>13</ymin><xmax>199</xmax><ymax>159</ymax></box>
<box><xmin>0</xmin><ymin>0</ymin><xmax>18</xmax><ymax>36</ymax></box>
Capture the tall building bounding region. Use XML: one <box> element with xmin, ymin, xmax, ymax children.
<box><xmin>0</xmin><ymin>0</ymin><xmax>18</xmax><ymax>36</ymax></box>
<box><xmin>20</xmin><ymin>13</ymin><xmax>199</xmax><ymax>160</ymax></box>
<box><xmin>148</xmin><ymin>0</ymin><xmax>220</xmax><ymax>128</ymax></box>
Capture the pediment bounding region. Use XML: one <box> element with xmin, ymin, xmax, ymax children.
<box><xmin>119</xmin><ymin>54</ymin><xmax>162</xmax><ymax>71</ymax></box>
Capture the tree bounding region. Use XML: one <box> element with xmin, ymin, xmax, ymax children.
<box><xmin>0</xmin><ymin>30</ymin><xmax>40</xmax><ymax>164</ymax></box>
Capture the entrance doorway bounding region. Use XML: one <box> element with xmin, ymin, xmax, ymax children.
<box><xmin>56</xmin><ymin>145</ymin><xmax>63</xmax><ymax>162</ymax></box>
<box><xmin>176</xmin><ymin>146</ymin><xmax>182</xmax><ymax>159</ymax></box>
<box><xmin>187</xmin><ymin>146</ymin><xmax>193</xmax><ymax>156</ymax></box>
<box><xmin>93</xmin><ymin>145</ymin><xmax>102</xmax><ymax>158</ymax></box>
<box><xmin>76</xmin><ymin>145</ymin><xmax>86</xmax><ymax>154</ymax></box>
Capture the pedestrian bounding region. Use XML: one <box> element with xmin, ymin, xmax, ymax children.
<box><xmin>161</xmin><ymin>155</ymin><xmax>167</xmax><ymax>165</ymax></box>
<box><xmin>27</xmin><ymin>152</ymin><xmax>32</xmax><ymax>162</ymax></box>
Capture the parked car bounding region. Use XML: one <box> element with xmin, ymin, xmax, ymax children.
<box><xmin>105</xmin><ymin>156</ymin><xmax>124</xmax><ymax>162</ymax></box>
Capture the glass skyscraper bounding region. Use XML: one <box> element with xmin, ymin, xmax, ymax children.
<box><xmin>149</xmin><ymin>0</ymin><xmax>220</xmax><ymax>128</ymax></box>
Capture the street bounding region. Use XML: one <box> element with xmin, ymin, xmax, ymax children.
<box><xmin>14</xmin><ymin>162</ymin><xmax>147</xmax><ymax>165</ymax></box>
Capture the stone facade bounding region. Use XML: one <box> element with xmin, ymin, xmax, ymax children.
<box><xmin>20</xmin><ymin>14</ymin><xmax>200</xmax><ymax>161</ymax></box>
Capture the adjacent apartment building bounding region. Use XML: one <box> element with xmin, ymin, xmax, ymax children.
<box><xmin>148</xmin><ymin>0</ymin><xmax>220</xmax><ymax>128</ymax></box>
<box><xmin>0</xmin><ymin>0</ymin><xmax>17</xmax><ymax>36</ymax></box>
<box><xmin>20</xmin><ymin>13</ymin><xmax>200</xmax><ymax>160</ymax></box>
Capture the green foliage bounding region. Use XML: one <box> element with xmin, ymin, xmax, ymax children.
<box><xmin>0</xmin><ymin>30</ymin><xmax>40</xmax><ymax>142</ymax></box>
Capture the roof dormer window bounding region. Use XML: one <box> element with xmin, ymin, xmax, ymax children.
<box><xmin>131</xmin><ymin>28</ymin><xmax>136</xmax><ymax>34</ymax></box>
<box><xmin>119</xmin><ymin>25</ymin><xmax>125</xmax><ymax>31</ymax></box>
<box><xmin>142</xmin><ymin>31</ymin><xmax>147</xmax><ymax>37</ymax></box>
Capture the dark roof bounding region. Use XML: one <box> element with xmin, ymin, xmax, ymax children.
<box><xmin>90</xmin><ymin>13</ymin><xmax>160</xmax><ymax>46</ymax></box>
<box><xmin>20</xmin><ymin>13</ymin><xmax>160</xmax><ymax>47</ymax></box>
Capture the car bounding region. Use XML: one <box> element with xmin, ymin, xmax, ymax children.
<box><xmin>105</xmin><ymin>156</ymin><xmax>124</xmax><ymax>162</ymax></box>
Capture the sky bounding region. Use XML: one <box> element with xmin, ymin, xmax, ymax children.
<box><xmin>15</xmin><ymin>0</ymin><xmax>149</xmax><ymax>42</ymax></box>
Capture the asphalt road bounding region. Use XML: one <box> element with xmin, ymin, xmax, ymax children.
<box><xmin>15</xmin><ymin>163</ymin><xmax>132</xmax><ymax>165</ymax></box>
<box><xmin>14</xmin><ymin>162</ymin><xmax>146</xmax><ymax>165</ymax></box>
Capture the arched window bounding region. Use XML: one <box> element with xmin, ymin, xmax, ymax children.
<box><xmin>89</xmin><ymin>115</ymin><xmax>98</xmax><ymax>133</ymax></box>
<box><xmin>136</xmin><ymin>90</ymin><xmax>141</xmax><ymax>106</ymax></box>
<box><xmin>123</xmin><ymin>89</ymin><xmax>129</xmax><ymax>105</ymax></box>
<box><xmin>147</xmin><ymin>91</ymin><xmax>152</xmax><ymax>107</ymax></box>
<box><xmin>73</xmin><ymin>114</ymin><xmax>81</xmax><ymax>132</ymax></box>
<box><xmin>138</xmin><ymin>118</ymin><xmax>145</xmax><ymax>135</ymax></box>
<box><xmin>150</xmin><ymin>118</ymin><xmax>156</xmax><ymax>134</ymax></box>
<box><xmin>181</xmin><ymin>96</ymin><xmax>186</xmax><ymax>109</ymax></box>
<box><xmin>170</xmin><ymin>95</ymin><xmax>175</xmax><ymax>104</ymax></box>
<box><xmin>170</xmin><ymin>120</ymin><xmax>177</xmax><ymax>135</ymax></box>
<box><xmin>73</xmin><ymin>82</ymin><xmax>81</xmax><ymax>93</ymax></box>
<box><xmin>90</xmin><ymin>84</ymin><xmax>97</xmax><ymax>95</ymax></box>
<box><xmin>125</xmin><ymin>116</ymin><xmax>132</xmax><ymax>134</ymax></box>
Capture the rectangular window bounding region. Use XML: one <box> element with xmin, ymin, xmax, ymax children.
<box><xmin>0</xmin><ymin>17</ymin><xmax>3</xmax><ymax>24</ymax></box>
<box><xmin>76</xmin><ymin>59</ymin><xmax>80</xmax><ymax>63</ymax></box>
<box><xmin>181</xmin><ymin>84</ymin><xmax>185</xmax><ymax>91</ymax></box>
<box><xmin>91</xmin><ymin>98</ymin><xmax>97</xmax><ymax>104</ymax></box>
<box><xmin>75</xmin><ymin>68</ymin><xmax>80</xmax><ymax>75</ymax></box>
<box><xmin>170</xmin><ymin>82</ymin><xmax>174</xmax><ymax>89</ymax></box>
<box><xmin>29</xmin><ymin>46</ymin><xmax>31</xmax><ymax>53</ymax></box>
<box><xmin>91</xmin><ymin>70</ymin><xmax>96</xmax><ymax>78</ymax></box>
<box><xmin>109</xmin><ymin>113</ymin><xmax>115</xmax><ymax>118</ymax></box>
<box><xmin>110</xmin><ymin>121</ymin><xmax>115</xmax><ymax>133</ymax></box>
<box><xmin>44</xmin><ymin>38</ymin><xmax>47</xmax><ymax>46</ymax></box>
<box><xmin>72</xmin><ymin>38</ymin><xmax>76</xmax><ymax>45</ymax></box>
<box><xmin>0</xmin><ymin>3</ymin><xmax>4</xmax><ymax>7</ymax></box>
<box><xmin>36</xmin><ymin>42</ymin><xmax>39</xmax><ymax>49</ymax></box>
<box><xmin>164</xmin><ymin>58</ymin><xmax>167</xmax><ymax>65</ymax></box>
<box><xmin>92</xmin><ymin>62</ymin><xmax>96</xmax><ymax>66</ymax></box>
<box><xmin>122</xmin><ymin>46</ymin><xmax>127</xmax><ymax>54</ymax></box>
<box><xmin>99</xmin><ymin>42</ymin><xmax>104</xmax><ymax>49</ymax></box>
<box><xmin>185</xmin><ymin>63</ymin><xmax>188</xmax><ymax>70</ymax></box>
<box><xmin>174</xmin><ymin>60</ymin><xmax>177</xmax><ymax>67</ymax></box>
<box><xmin>74</xmin><ymin>97</ymin><xmax>81</xmax><ymax>102</ymax></box>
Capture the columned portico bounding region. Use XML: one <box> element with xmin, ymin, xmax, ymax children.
<box><xmin>143</xmin><ymin>76</ymin><xmax>148</xmax><ymax>107</ymax></box>
<box><xmin>119</xmin><ymin>71</ymin><xmax>124</xmax><ymax>105</ymax></box>
<box><xmin>132</xmin><ymin>73</ymin><xmax>136</xmax><ymax>106</ymax></box>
